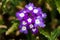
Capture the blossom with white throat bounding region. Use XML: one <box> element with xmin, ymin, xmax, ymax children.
<box><xmin>33</xmin><ymin>9</ymin><xmax>38</xmax><ymax>13</ymax></box>
<box><xmin>29</xmin><ymin>24</ymin><xmax>34</xmax><ymax>28</ymax></box>
<box><xmin>16</xmin><ymin>3</ymin><xmax>47</xmax><ymax>34</ymax></box>
<box><xmin>19</xmin><ymin>13</ymin><xmax>25</xmax><ymax>17</ymax></box>
<box><xmin>27</xmin><ymin>18</ymin><xmax>32</xmax><ymax>23</ymax></box>
<box><xmin>22</xmin><ymin>21</ymin><xmax>27</xmax><ymax>25</ymax></box>
<box><xmin>35</xmin><ymin>19</ymin><xmax>40</xmax><ymax>24</ymax></box>
<box><xmin>22</xmin><ymin>26</ymin><xmax>26</xmax><ymax>31</ymax></box>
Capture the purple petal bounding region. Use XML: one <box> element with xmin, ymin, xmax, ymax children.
<box><xmin>42</xmin><ymin>13</ymin><xmax>47</xmax><ymax>18</ymax></box>
<box><xmin>19</xmin><ymin>26</ymin><xmax>28</xmax><ymax>34</ymax></box>
<box><xmin>25</xmin><ymin>3</ymin><xmax>34</xmax><ymax>11</ymax></box>
<box><xmin>31</xmin><ymin>28</ymin><xmax>38</xmax><ymax>34</ymax></box>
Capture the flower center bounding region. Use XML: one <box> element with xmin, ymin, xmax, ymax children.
<box><xmin>22</xmin><ymin>21</ymin><xmax>27</xmax><ymax>25</ymax></box>
<box><xmin>22</xmin><ymin>26</ymin><xmax>26</xmax><ymax>31</ymax></box>
<box><xmin>27</xmin><ymin>18</ymin><xmax>32</xmax><ymax>23</ymax></box>
<box><xmin>29</xmin><ymin>24</ymin><xmax>33</xmax><ymax>28</ymax></box>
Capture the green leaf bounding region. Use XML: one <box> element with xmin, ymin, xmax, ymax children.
<box><xmin>6</xmin><ymin>22</ymin><xmax>19</xmax><ymax>35</ymax></box>
<box><xmin>0</xmin><ymin>16</ymin><xmax>4</xmax><ymax>25</ymax></box>
<box><xmin>38</xmin><ymin>28</ymin><xmax>50</xmax><ymax>39</ymax></box>
<box><xmin>38</xmin><ymin>0</ymin><xmax>42</xmax><ymax>4</ymax></box>
<box><xmin>54</xmin><ymin>0</ymin><xmax>60</xmax><ymax>14</ymax></box>
<box><xmin>27</xmin><ymin>30</ymin><xmax>35</xmax><ymax>40</ymax></box>
<box><xmin>51</xmin><ymin>26</ymin><xmax>60</xmax><ymax>40</ymax></box>
<box><xmin>46</xmin><ymin>0</ymin><xmax>56</xmax><ymax>9</ymax></box>
<box><xmin>0</xmin><ymin>29</ymin><xmax>6</xmax><ymax>35</ymax></box>
<box><xmin>46</xmin><ymin>0</ymin><xmax>57</xmax><ymax>19</ymax></box>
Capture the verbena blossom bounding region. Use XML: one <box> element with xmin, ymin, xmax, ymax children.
<box><xmin>16</xmin><ymin>3</ymin><xmax>47</xmax><ymax>34</ymax></box>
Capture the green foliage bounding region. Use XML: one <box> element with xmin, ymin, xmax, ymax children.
<box><xmin>54</xmin><ymin>0</ymin><xmax>60</xmax><ymax>14</ymax></box>
<box><xmin>1</xmin><ymin>0</ymin><xmax>60</xmax><ymax>40</ymax></box>
<box><xmin>39</xmin><ymin>28</ymin><xmax>50</xmax><ymax>39</ymax></box>
<box><xmin>27</xmin><ymin>30</ymin><xmax>35</xmax><ymax>40</ymax></box>
<box><xmin>51</xmin><ymin>26</ymin><xmax>60</xmax><ymax>40</ymax></box>
<box><xmin>6</xmin><ymin>20</ymin><xmax>19</xmax><ymax>35</ymax></box>
<box><xmin>0</xmin><ymin>29</ymin><xmax>6</xmax><ymax>34</ymax></box>
<box><xmin>39</xmin><ymin>26</ymin><xmax>60</xmax><ymax>40</ymax></box>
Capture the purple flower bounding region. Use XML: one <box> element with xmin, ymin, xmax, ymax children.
<box><xmin>29</xmin><ymin>24</ymin><xmax>34</xmax><ymax>29</ymax></box>
<box><xmin>21</xmin><ymin>20</ymin><xmax>27</xmax><ymax>25</ymax></box>
<box><xmin>41</xmin><ymin>13</ymin><xmax>47</xmax><ymax>18</ymax></box>
<box><xmin>16</xmin><ymin>10</ymin><xmax>28</xmax><ymax>20</ymax></box>
<box><xmin>31</xmin><ymin>28</ymin><xmax>38</xmax><ymax>34</ymax></box>
<box><xmin>25</xmin><ymin>3</ymin><xmax>34</xmax><ymax>11</ymax></box>
<box><xmin>33</xmin><ymin>8</ymin><xmax>42</xmax><ymax>14</ymax></box>
<box><xmin>20</xmin><ymin>26</ymin><xmax>28</xmax><ymax>34</ymax></box>
<box><xmin>16</xmin><ymin>3</ymin><xmax>47</xmax><ymax>34</ymax></box>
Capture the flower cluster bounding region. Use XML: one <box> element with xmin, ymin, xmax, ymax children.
<box><xmin>16</xmin><ymin>3</ymin><xmax>47</xmax><ymax>34</ymax></box>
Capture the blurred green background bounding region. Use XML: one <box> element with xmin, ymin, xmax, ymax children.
<box><xmin>0</xmin><ymin>0</ymin><xmax>60</xmax><ymax>40</ymax></box>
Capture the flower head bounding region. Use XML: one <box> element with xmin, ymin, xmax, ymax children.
<box><xmin>16</xmin><ymin>3</ymin><xmax>47</xmax><ymax>34</ymax></box>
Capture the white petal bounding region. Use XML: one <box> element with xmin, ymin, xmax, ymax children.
<box><xmin>27</xmin><ymin>18</ymin><xmax>32</xmax><ymax>23</ymax></box>
<box><xmin>19</xmin><ymin>13</ymin><xmax>24</xmax><ymax>17</ymax></box>
<box><xmin>33</xmin><ymin>9</ymin><xmax>38</xmax><ymax>13</ymax></box>
<box><xmin>28</xmin><ymin>6</ymin><xmax>33</xmax><ymax>10</ymax></box>
<box><xmin>35</xmin><ymin>19</ymin><xmax>40</xmax><ymax>24</ymax></box>
<box><xmin>23</xmin><ymin>11</ymin><xmax>26</xmax><ymax>13</ymax></box>
<box><xmin>32</xmin><ymin>28</ymin><xmax>36</xmax><ymax>32</ymax></box>
<box><xmin>22</xmin><ymin>26</ymin><xmax>26</xmax><ymax>31</ymax></box>
<box><xmin>22</xmin><ymin>21</ymin><xmax>27</xmax><ymax>25</ymax></box>
<box><xmin>29</xmin><ymin>24</ymin><xmax>33</xmax><ymax>28</ymax></box>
